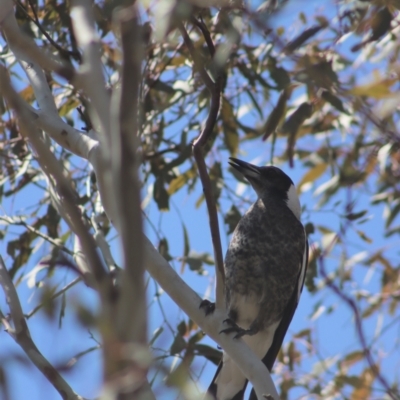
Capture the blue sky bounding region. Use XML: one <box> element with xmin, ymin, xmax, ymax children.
<box><xmin>1</xmin><ymin>1</ymin><xmax>400</xmax><ymax>399</ymax></box>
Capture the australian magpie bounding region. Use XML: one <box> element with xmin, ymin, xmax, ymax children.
<box><xmin>205</xmin><ymin>157</ymin><xmax>308</xmax><ymax>400</ymax></box>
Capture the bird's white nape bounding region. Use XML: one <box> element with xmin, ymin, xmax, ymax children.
<box><xmin>286</xmin><ymin>184</ymin><xmax>301</xmax><ymax>219</ymax></box>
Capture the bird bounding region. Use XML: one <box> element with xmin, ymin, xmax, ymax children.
<box><xmin>205</xmin><ymin>157</ymin><xmax>308</xmax><ymax>400</ymax></box>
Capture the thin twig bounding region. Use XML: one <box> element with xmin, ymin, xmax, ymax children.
<box><xmin>0</xmin><ymin>67</ymin><xmax>110</xmax><ymax>294</ymax></box>
<box><xmin>70</xmin><ymin>0</ymin><xmax>111</xmax><ymax>146</ymax></box>
<box><xmin>26</xmin><ymin>277</ymin><xmax>81</xmax><ymax>319</ymax></box>
<box><xmin>0</xmin><ymin>215</ymin><xmax>72</xmax><ymax>254</ymax></box>
<box><xmin>17</xmin><ymin>0</ymin><xmax>81</xmax><ymax>61</ymax></box>
<box><xmin>91</xmin><ymin>215</ymin><xmax>118</xmax><ymax>272</ymax></box>
<box><xmin>178</xmin><ymin>23</ymin><xmax>215</xmax><ymax>92</ymax></box>
<box><xmin>0</xmin><ymin>256</ymin><xmax>83</xmax><ymax>400</ymax></box>
<box><xmin>0</xmin><ymin>0</ymin><xmax>75</xmax><ymax>81</ymax></box>
<box><xmin>179</xmin><ymin>21</ymin><xmax>225</xmax><ymax>307</ymax></box>
<box><xmin>61</xmin><ymin>345</ymin><xmax>101</xmax><ymax>370</ymax></box>
<box><xmin>191</xmin><ymin>16</ymin><xmax>215</xmax><ymax>56</ymax></box>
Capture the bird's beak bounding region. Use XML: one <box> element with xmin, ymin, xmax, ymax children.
<box><xmin>228</xmin><ymin>158</ymin><xmax>261</xmax><ymax>181</ymax></box>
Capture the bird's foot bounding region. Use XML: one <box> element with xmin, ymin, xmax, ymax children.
<box><xmin>220</xmin><ymin>318</ymin><xmax>251</xmax><ymax>339</ymax></box>
<box><xmin>199</xmin><ymin>299</ymin><xmax>215</xmax><ymax>316</ymax></box>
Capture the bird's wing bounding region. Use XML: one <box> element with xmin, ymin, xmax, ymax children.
<box><xmin>248</xmin><ymin>239</ymin><xmax>309</xmax><ymax>400</ymax></box>
<box><xmin>206</xmin><ymin>240</ymin><xmax>308</xmax><ymax>400</ymax></box>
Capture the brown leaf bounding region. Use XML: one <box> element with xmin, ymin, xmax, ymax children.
<box><xmin>350</xmin><ymin>368</ymin><xmax>375</xmax><ymax>400</ymax></box>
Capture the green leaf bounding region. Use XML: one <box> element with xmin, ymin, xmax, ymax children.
<box><xmin>268</xmin><ymin>59</ymin><xmax>291</xmax><ymax>90</ymax></box>
<box><xmin>349</xmin><ymin>78</ymin><xmax>397</xmax><ymax>99</ymax></box>
<box><xmin>284</xmin><ymin>25</ymin><xmax>325</xmax><ymax>53</ymax></box>
<box><xmin>245</xmin><ymin>89</ymin><xmax>263</xmax><ymax>118</ymax></box>
<box><xmin>305</xmin><ymin>255</ymin><xmax>317</xmax><ymax>293</ymax></box>
<box><xmin>177</xmin><ymin>320</ymin><xmax>187</xmax><ymax>336</ymax></box>
<box><xmin>281</xmin><ymin>102</ymin><xmax>314</xmax><ymax>136</ymax></box>
<box><xmin>167</xmin><ymin>168</ymin><xmax>196</xmax><ymax>195</ymax></box>
<box><xmin>221</xmin><ymin>98</ymin><xmax>239</xmax><ymax>155</ymax></box>
<box><xmin>224</xmin><ymin>205</ymin><xmax>241</xmax><ymax>234</ymax></box>
<box><xmin>170</xmin><ymin>334</ymin><xmax>186</xmax><ymax>355</ymax></box>
<box><xmin>262</xmin><ymin>88</ymin><xmax>290</xmax><ymax>141</ymax></box>
<box><xmin>182</xmin><ymin>224</ymin><xmax>190</xmax><ymax>258</ymax></box>
<box><xmin>209</xmin><ymin>161</ymin><xmax>223</xmax><ymax>202</ymax></box>
<box><xmin>385</xmin><ymin>201</ymin><xmax>400</xmax><ymax>229</ymax></box>
<box><xmin>341</xmin><ymin>351</ymin><xmax>364</xmax><ymax>368</ymax></box>
<box><xmin>150</xmin><ymin>327</ymin><xmax>164</xmax><ymax>346</ymax></box>
<box><xmin>335</xmin><ymin>375</ymin><xmax>363</xmax><ymax>389</ymax></box>
<box><xmin>304</xmin><ymin>222</ymin><xmax>315</xmax><ymax>236</ymax></box>
<box><xmin>180</xmin><ymin>224</ymin><xmax>190</xmax><ymax>273</ymax></box>
<box><xmin>193</xmin><ymin>344</ymin><xmax>222</xmax><ymax>365</ymax></box>
<box><xmin>356</xmin><ymin>230</ymin><xmax>372</xmax><ymax>243</ymax></box>
<box><xmin>154</xmin><ymin>176</ymin><xmax>169</xmax><ymax>211</ymax></box>
<box><xmin>186</xmin><ymin>256</ymin><xmax>203</xmax><ymax>272</ymax></box>
<box><xmin>298</xmin><ymin>164</ymin><xmax>328</xmax><ymax>190</ymax></box>
<box><xmin>320</xmin><ymin>90</ymin><xmax>348</xmax><ymax>114</ymax></box>
<box><xmin>158</xmin><ymin>238</ymin><xmax>172</xmax><ymax>261</ymax></box>
<box><xmin>188</xmin><ymin>330</ymin><xmax>205</xmax><ymax>345</ymax></box>
<box><xmin>345</xmin><ymin>210</ymin><xmax>367</xmax><ymax>221</ymax></box>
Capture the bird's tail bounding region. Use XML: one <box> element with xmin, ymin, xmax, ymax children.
<box><xmin>206</xmin><ymin>359</ymin><xmax>248</xmax><ymax>400</ymax></box>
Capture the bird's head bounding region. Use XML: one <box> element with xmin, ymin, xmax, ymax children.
<box><xmin>228</xmin><ymin>157</ymin><xmax>301</xmax><ymax>219</ymax></box>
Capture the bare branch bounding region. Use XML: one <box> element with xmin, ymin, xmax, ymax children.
<box><xmin>178</xmin><ymin>23</ymin><xmax>214</xmax><ymax>92</ymax></box>
<box><xmin>26</xmin><ymin>277</ymin><xmax>81</xmax><ymax>319</ymax></box>
<box><xmin>179</xmin><ymin>21</ymin><xmax>225</xmax><ymax>307</ymax></box>
<box><xmin>0</xmin><ymin>67</ymin><xmax>110</xmax><ymax>294</ymax></box>
<box><xmin>109</xmin><ymin>6</ymin><xmax>146</xmax><ymax>344</ymax></box>
<box><xmin>91</xmin><ymin>215</ymin><xmax>118</xmax><ymax>272</ymax></box>
<box><xmin>20</xmin><ymin>0</ymin><xmax>81</xmax><ymax>60</ymax></box>
<box><xmin>0</xmin><ymin>1</ymin><xmax>97</xmax><ymax>158</ymax></box>
<box><xmin>191</xmin><ymin>16</ymin><xmax>215</xmax><ymax>56</ymax></box>
<box><xmin>0</xmin><ymin>257</ymin><xmax>84</xmax><ymax>400</ymax></box>
<box><xmin>0</xmin><ymin>215</ymin><xmax>72</xmax><ymax>254</ymax></box>
<box><xmin>70</xmin><ymin>0</ymin><xmax>111</xmax><ymax>146</ymax></box>
<box><xmin>0</xmin><ymin>0</ymin><xmax>75</xmax><ymax>81</ymax></box>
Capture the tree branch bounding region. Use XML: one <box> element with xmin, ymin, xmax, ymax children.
<box><xmin>1</xmin><ymin>0</ymin><xmax>97</xmax><ymax>158</ymax></box>
<box><xmin>25</xmin><ymin>277</ymin><xmax>81</xmax><ymax>319</ymax></box>
<box><xmin>20</xmin><ymin>0</ymin><xmax>81</xmax><ymax>61</ymax></box>
<box><xmin>0</xmin><ymin>257</ymin><xmax>84</xmax><ymax>400</ymax></box>
<box><xmin>70</xmin><ymin>0</ymin><xmax>111</xmax><ymax>146</ymax></box>
<box><xmin>0</xmin><ymin>67</ymin><xmax>110</xmax><ymax>295</ymax></box>
<box><xmin>0</xmin><ymin>0</ymin><xmax>75</xmax><ymax>81</ymax></box>
<box><xmin>179</xmin><ymin>21</ymin><xmax>225</xmax><ymax>308</ymax></box>
<box><xmin>109</xmin><ymin>6</ymin><xmax>146</xmax><ymax>343</ymax></box>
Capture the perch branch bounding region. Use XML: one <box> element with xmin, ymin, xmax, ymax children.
<box><xmin>0</xmin><ymin>257</ymin><xmax>83</xmax><ymax>400</ymax></box>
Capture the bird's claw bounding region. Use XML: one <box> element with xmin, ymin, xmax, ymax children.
<box><xmin>199</xmin><ymin>299</ymin><xmax>215</xmax><ymax>316</ymax></box>
<box><xmin>219</xmin><ymin>318</ymin><xmax>248</xmax><ymax>339</ymax></box>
